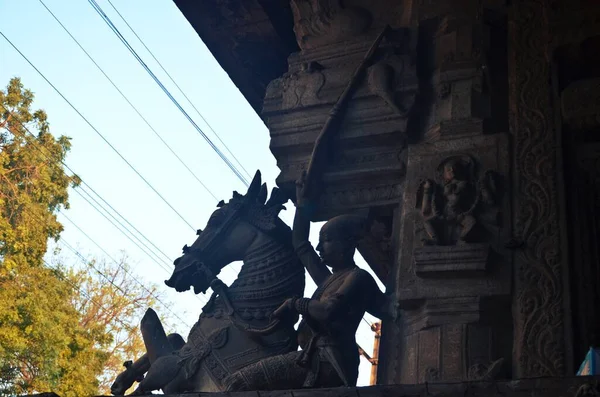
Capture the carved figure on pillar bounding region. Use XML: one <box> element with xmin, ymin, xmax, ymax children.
<box><xmin>417</xmin><ymin>155</ymin><xmax>501</xmax><ymax>245</ymax></box>
<box><xmin>223</xmin><ymin>171</ymin><xmax>394</xmax><ymax>391</ymax></box>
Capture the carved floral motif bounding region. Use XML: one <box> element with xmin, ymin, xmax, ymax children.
<box><xmin>509</xmin><ymin>0</ymin><xmax>565</xmax><ymax>377</ymax></box>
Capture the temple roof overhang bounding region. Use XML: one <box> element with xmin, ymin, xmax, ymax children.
<box><xmin>174</xmin><ymin>0</ymin><xmax>299</xmax><ymax>116</ymax></box>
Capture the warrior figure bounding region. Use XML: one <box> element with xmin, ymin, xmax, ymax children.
<box><xmin>223</xmin><ymin>172</ymin><xmax>394</xmax><ymax>391</ymax></box>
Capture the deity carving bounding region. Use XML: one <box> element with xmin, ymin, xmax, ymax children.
<box><xmin>416</xmin><ymin>155</ymin><xmax>501</xmax><ymax>246</ymax></box>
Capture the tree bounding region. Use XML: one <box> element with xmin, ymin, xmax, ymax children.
<box><xmin>0</xmin><ymin>77</ymin><xmax>78</xmax><ymax>269</ymax></box>
<box><xmin>72</xmin><ymin>254</ymin><xmax>167</xmax><ymax>395</ymax></box>
<box><xmin>0</xmin><ymin>78</ymin><xmax>169</xmax><ymax>396</ymax></box>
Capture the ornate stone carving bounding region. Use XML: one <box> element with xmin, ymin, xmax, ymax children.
<box><xmin>319</xmin><ymin>183</ymin><xmax>404</xmax><ymax>213</ymax></box>
<box><xmin>467</xmin><ymin>358</ymin><xmax>505</xmax><ymax>381</ymax></box>
<box><xmin>290</xmin><ymin>0</ymin><xmax>372</xmax><ymax>49</ymax></box>
<box><xmin>508</xmin><ymin>0</ymin><xmax>566</xmax><ymax>378</ymax></box>
<box><xmin>281</xmin><ymin>61</ymin><xmax>326</xmax><ymax>108</ymax></box>
<box><xmin>415</xmin><ymin>155</ymin><xmax>502</xmax><ymax>246</ymax></box>
<box><xmin>367</xmin><ymin>60</ymin><xmax>414</xmax><ymax>117</ymax></box>
<box><xmin>574</xmin><ymin>382</ymin><xmax>600</xmax><ymax>397</ymax></box>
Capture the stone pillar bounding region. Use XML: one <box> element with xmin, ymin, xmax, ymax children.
<box><xmin>507</xmin><ymin>0</ymin><xmax>569</xmax><ymax>378</ymax></box>
<box><xmin>378</xmin><ymin>4</ymin><xmax>513</xmax><ymax>384</ymax></box>
<box><xmin>392</xmin><ymin>133</ymin><xmax>512</xmax><ymax>383</ymax></box>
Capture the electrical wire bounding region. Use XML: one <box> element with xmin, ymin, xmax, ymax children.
<box><xmin>0</xmin><ymin>29</ymin><xmax>197</xmax><ymax>231</ymax></box>
<box><xmin>104</xmin><ymin>0</ymin><xmax>252</xmax><ymax>180</ymax></box>
<box><xmin>87</xmin><ymin>0</ymin><xmax>250</xmax><ymax>187</ymax></box>
<box><xmin>36</xmin><ymin>0</ymin><xmax>219</xmax><ymax>202</ymax></box>
<box><xmin>1</xmin><ymin>104</ymin><xmax>174</xmax><ymax>269</ymax></box>
<box><xmin>0</xmin><ymin>107</ymin><xmax>215</xmax><ymax>303</ymax></box>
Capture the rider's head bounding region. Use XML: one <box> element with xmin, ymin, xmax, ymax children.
<box><xmin>316</xmin><ymin>215</ymin><xmax>365</xmax><ymax>269</ymax></box>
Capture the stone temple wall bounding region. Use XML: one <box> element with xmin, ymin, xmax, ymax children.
<box><xmin>173</xmin><ymin>0</ymin><xmax>600</xmax><ymax>390</ymax></box>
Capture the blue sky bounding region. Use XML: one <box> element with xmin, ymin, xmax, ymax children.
<box><xmin>0</xmin><ymin>0</ymin><xmax>381</xmax><ymax>387</ymax></box>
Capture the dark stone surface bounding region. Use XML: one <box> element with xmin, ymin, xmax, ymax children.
<box><xmin>169</xmin><ymin>0</ymin><xmax>600</xmax><ymax>388</ymax></box>
<box><xmin>95</xmin><ymin>376</ymin><xmax>600</xmax><ymax>396</ymax></box>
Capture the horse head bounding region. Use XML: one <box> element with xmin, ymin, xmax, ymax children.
<box><xmin>165</xmin><ymin>171</ymin><xmax>290</xmax><ymax>295</ymax></box>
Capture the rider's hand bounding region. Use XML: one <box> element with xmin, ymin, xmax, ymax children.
<box><xmin>295</xmin><ymin>171</ymin><xmax>311</xmax><ymax>208</ymax></box>
<box><xmin>272</xmin><ymin>298</ymin><xmax>295</xmax><ymax>320</ymax></box>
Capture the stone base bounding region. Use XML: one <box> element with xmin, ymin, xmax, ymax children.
<box><xmin>87</xmin><ymin>376</ymin><xmax>600</xmax><ymax>397</ymax></box>
<box><xmin>413</xmin><ymin>243</ymin><xmax>491</xmax><ymax>277</ymax></box>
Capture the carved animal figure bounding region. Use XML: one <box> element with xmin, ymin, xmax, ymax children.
<box><xmin>110</xmin><ymin>171</ymin><xmax>305</xmax><ymax>394</ymax></box>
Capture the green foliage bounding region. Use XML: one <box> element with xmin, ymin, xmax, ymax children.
<box><xmin>0</xmin><ymin>77</ymin><xmax>79</xmax><ymax>270</ymax></box>
<box><xmin>0</xmin><ymin>78</ymin><xmax>166</xmax><ymax>396</ymax></box>
<box><xmin>73</xmin><ymin>255</ymin><xmax>165</xmax><ymax>395</ymax></box>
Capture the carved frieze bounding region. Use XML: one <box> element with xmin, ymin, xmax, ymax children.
<box><xmin>317</xmin><ymin>182</ymin><xmax>404</xmax><ymax>217</ymax></box>
<box><xmin>508</xmin><ymin>0</ymin><xmax>567</xmax><ymax>378</ymax></box>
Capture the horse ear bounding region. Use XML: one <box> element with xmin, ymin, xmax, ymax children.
<box><xmin>266</xmin><ymin>187</ymin><xmax>288</xmax><ymax>208</ymax></box>
<box><xmin>246</xmin><ymin>170</ymin><xmax>262</xmax><ymax>198</ymax></box>
<box><xmin>257</xmin><ymin>183</ymin><xmax>268</xmax><ymax>204</ymax></box>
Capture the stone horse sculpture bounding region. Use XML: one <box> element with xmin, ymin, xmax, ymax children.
<box><xmin>110</xmin><ymin>171</ymin><xmax>305</xmax><ymax>394</ymax></box>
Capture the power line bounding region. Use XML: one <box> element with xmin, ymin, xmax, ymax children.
<box><xmin>0</xmin><ymin>29</ymin><xmax>196</xmax><ymax>232</ymax></box>
<box><xmin>87</xmin><ymin>0</ymin><xmax>250</xmax><ymax>187</ymax></box>
<box><xmin>36</xmin><ymin>0</ymin><xmax>219</xmax><ymax>202</ymax></box>
<box><xmin>1</xmin><ymin>104</ymin><xmax>172</xmax><ymax>267</ymax></box>
<box><xmin>73</xmin><ymin>186</ymin><xmax>172</xmax><ymax>267</ymax></box>
<box><xmin>60</xmin><ymin>206</ymin><xmax>171</xmax><ymax>274</ymax></box>
<box><xmin>60</xmin><ymin>207</ymin><xmax>207</xmax><ymax>306</ymax></box>
<box><xmin>60</xmin><ymin>238</ymin><xmax>193</xmax><ymax>329</ymax></box>
<box><xmin>104</xmin><ymin>0</ymin><xmax>252</xmax><ymax>180</ymax></box>
<box><xmin>0</xmin><ymin>108</ymin><xmax>212</xmax><ymax>304</ymax></box>
<box><xmin>1</xmin><ymin>104</ymin><xmax>238</xmax><ymax>285</ymax></box>
<box><xmin>0</xmin><ymin>161</ymin><xmax>193</xmax><ymax>325</ymax></box>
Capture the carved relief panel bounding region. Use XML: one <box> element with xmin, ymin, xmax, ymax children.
<box><xmin>386</xmin><ymin>134</ymin><xmax>512</xmax><ymax>384</ymax></box>
<box><xmin>396</xmin><ymin>134</ymin><xmax>510</xmax><ymax>296</ymax></box>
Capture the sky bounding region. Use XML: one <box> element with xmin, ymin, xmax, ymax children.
<box><xmin>0</xmin><ymin>0</ymin><xmax>382</xmax><ymax>388</ymax></box>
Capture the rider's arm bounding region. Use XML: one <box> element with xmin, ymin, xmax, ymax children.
<box><xmin>297</xmin><ymin>270</ymin><xmax>393</xmax><ymax>322</ymax></box>
<box><xmin>292</xmin><ymin>205</ymin><xmax>331</xmax><ymax>287</ymax></box>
